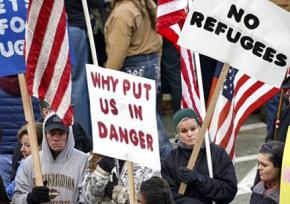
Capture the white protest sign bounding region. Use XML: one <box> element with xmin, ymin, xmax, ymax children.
<box><xmin>86</xmin><ymin>65</ymin><xmax>160</xmax><ymax>170</ymax></box>
<box><xmin>178</xmin><ymin>0</ymin><xmax>290</xmax><ymax>88</ymax></box>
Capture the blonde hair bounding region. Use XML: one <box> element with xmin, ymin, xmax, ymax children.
<box><xmin>17</xmin><ymin>122</ymin><xmax>43</xmax><ymax>146</ymax></box>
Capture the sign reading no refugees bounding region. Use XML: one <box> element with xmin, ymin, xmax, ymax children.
<box><xmin>178</xmin><ymin>0</ymin><xmax>290</xmax><ymax>88</ymax></box>
<box><xmin>86</xmin><ymin>65</ymin><xmax>160</xmax><ymax>170</ymax></box>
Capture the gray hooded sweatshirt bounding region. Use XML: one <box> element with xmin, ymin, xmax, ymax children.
<box><xmin>13</xmin><ymin>113</ymin><xmax>88</xmax><ymax>204</ymax></box>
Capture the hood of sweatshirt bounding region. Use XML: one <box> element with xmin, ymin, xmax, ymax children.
<box><xmin>42</xmin><ymin>112</ymin><xmax>75</xmax><ymax>163</ymax></box>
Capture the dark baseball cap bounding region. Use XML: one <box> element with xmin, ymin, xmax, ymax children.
<box><xmin>45</xmin><ymin>114</ymin><xmax>69</xmax><ymax>132</ymax></box>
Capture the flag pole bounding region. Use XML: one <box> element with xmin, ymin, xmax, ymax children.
<box><xmin>193</xmin><ymin>52</ymin><xmax>214</xmax><ymax>178</ymax></box>
<box><xmin>188</xmin><ymin>0</ymin><xmax>214</xmax><ymax>191</ymax></box>
<box><xmin>127</xmin><ymin>161</ymin><xmax>135</xmax><ymax>204</ymax></box>
<box><xmin>178</xmin><ymin>63</ymin><xmax>230</xmax><ymax>194</ymax></box>
<box><xmin>18</xmin><ymin>74</ymin><xmax>43</xmax><ymax>186</ymax></box>
<box><xmin>81</xmin><ymin>0</ymin><xmax>99</xmax><ymax>65</ymax></box>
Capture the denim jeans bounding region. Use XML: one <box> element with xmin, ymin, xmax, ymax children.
<box><xmin>122</xmin><ymin>53</ymin><xmax>172</xmax><ymax>160</ymax></box>
<box><xmin>69</xmin><ymin>26</ymin><xmax>92</xmax><ymax>138</ymax></box>
<box><xmin>0</xmin><ymin>154</ymin><xmax>12</xmax><ymax>186</ymax></box>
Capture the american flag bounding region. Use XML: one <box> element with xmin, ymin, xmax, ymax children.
<box><xmin>25</xmin><ymin>0</ymin><xmax>73</xmax><ymax>125</ymax></box>
<box><xmin>157</xmin><ymin>0</ymin><xmax>202</xmax><ymax>120</ymax></box>
<box><xmin>208</xmin><ymin>63</ymin><xmax>280</xmax><ymax>159</ymax></box>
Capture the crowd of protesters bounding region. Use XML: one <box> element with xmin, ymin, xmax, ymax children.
<box><xmin>0</xmin><ymin>0</ymin><xmax>289</xmax><ymax>203</ymax></box>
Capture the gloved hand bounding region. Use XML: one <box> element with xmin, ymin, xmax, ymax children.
<box><xmin>177</xmin><ymin>167</ymin><xmax>205</xmax><ymax>186</ymax></box>
<box><xmin>112</xmin><ymin>185</ymin><xmax>129</xmax><ymax>204</ymax></box>
<box><xmin>98</xmin><ymin>156</ymin><xmax>115</xmax><ymax>172</ymax></box>
<box><xmin>26</xmin><ymin>186</ymin><xmax>50</xmax><ymax>204</ymax></box>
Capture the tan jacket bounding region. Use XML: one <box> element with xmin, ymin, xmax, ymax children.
<box><xmin>270</xmin><ymin>0</ymin><xmax>290</xmax><ymax>11</ymax></box>
<box><xmin>104</xmin><ymin>0</ymin><xmax>162</xmax><ymax>69</ymax></box>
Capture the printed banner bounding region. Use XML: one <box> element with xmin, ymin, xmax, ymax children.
<box><xmin>280</xmin><ymin>126</ymin><xmax>290</xmax><ymax>204</ymax></box>
<box><xmin>178</xmin><ymin>0</ymin><xmax>290</xmax><ymax>88</ymax></box>
<box><xmin>0</xmin><ymin>0</ymin><xmax>27</xmax><ymax>77</ymax></box>
<box><xmin>86</xmin><ymin>65</ymin><xmax>160</xmax><ymax>170</ymax></box>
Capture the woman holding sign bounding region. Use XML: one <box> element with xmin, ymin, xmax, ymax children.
<box><xmin>161</xmin><ymin>108</ymin><xmax>237</xmax><ymax>204</ymax></box>
<box><xmin>104</xmin><ymin>0</ymin><xmax>172</xmax><ymax>160</ymax></box>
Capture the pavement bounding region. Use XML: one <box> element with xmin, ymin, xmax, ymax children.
<box><xmin>160</xmin><ymin>109</ymin><xmax>266</xmax><ymax>204</ymax></box>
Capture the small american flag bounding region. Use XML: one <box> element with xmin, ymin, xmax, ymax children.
<box><xmin>157</xmin><ymin>0</ymin><xmax>201</xmax><ymax>120</ymax></box>
<box><xmin>25</xmin><ymin>0</ymin><xmax>73</xmax><ymax>125</ymax></box>
<box><xmin>209</xmin><ymin>63</ymin><xmax>280</xmax><ymax>159</ymax></box>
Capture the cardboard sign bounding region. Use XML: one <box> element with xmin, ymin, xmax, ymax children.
<box><xmin>178</xmin><ymin>0</ymin><xmax>290</xmax><ymax>88</ymax></box>
<box><xmin>0</xmin><ymin>0</ymin><xmax>27</xmax><ymax>77</ymax></box>
<box><xmin>280</xmin><ymin>126</ymin><xmax>290</xmax><ymax>204</ymax></box>
<box><xmin>86</xmin><ymin>65</ymin><xmax>160</xmax><ymax>170</ymax></box>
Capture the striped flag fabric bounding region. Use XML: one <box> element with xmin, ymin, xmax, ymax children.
<box><xmin>25</xmin><ymin>0</ymin><xmax>73</xmax><ymax>125</ymax></box>
<box><xmin>157</xmin><ymin>0</ymin><xmax>202</xmax><ymax>120</ymax></box>
<box><xmin>208</xmin><ymin>63</ymin><xmax>280</xmax><ymax>159</ymax></box>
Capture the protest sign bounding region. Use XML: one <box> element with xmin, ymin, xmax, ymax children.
<box><xmin>0</xmin><ymin>0</ymin><xmax>27</xmax><ymax>77</ymax></box>
<box><xmin>86</xmin><ymin>65</ymin><xmax>160</xmax><ymax>170</ymax></box>
<box><xmin>178</xmin><ymin>0</ymin><xmax>290</xmax><ymax>88</ymax></box>
<box><xmin>280</xmin><ymin>126</ymin><xmax>290</xmax><ymax>203</ymax></box>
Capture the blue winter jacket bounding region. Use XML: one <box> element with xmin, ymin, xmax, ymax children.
<box><xmin>0</xmin><ymin>89</ymin><xmax>40</xmax><ymax>154</ymax></box>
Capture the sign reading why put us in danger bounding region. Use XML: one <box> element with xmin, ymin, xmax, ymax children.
<box><xmin>178</xmin><ymin>0</ymin><xmax>290</xmax><ymax>88</ymax></box>
<box><xmin>86</xmin><ymin>65</ymin><xmax>160</xmax><ymax>170</ymax></box>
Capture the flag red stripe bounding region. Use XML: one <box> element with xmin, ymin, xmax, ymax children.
<box><xmin>234</xmin><ymin>74</ymin><xmax>250</xmax><ymax>95</ymax></box>
<box><xmin>181</xmin><ymin>98</ymin><xmax>188</xmax><ymax>108</ymax></box>
<box><xmin>233</xmin><ymin>87</ymin><xmax>279</xmax><ymax>137</ymax></box>
<box><xmin>220</xmin><ymin>120</ymin><xmax>234</xmax><ymax>149</ymax></box>
<box><xmin>157</xmin><ymin>10</ymin><xmax>186</xmax><ymax>29</ymax></box>
<box><xmin>63</xmin><ymin>105</ymin><xmax>73</xmax><ymax>126</ymax></box>
<box><xmin>228</xmin><ymin>144</ymin><xmax>235</xmax><ymax>160</ymax></box>
<box><xmin>213</xmin><ymin>101</ymin><xmax>231</xmax><ymax>144</ymax></box>
<box><xmin>181</xmin><ymin>58</ymin><xmax>200</xmax><ymax>115</ymax></box>
<box><xmin>235</xmin><ymin>81</ymin><xmax>263</xmax><ymax>113</ymax></box>
<box><xmin>51</xmin><ymin>56</ymin><xmax>71</xmax><ymax>110</ymax></box>
<box><xmin>38</xmin><ymin>8</ymin><xmax>67</xmax><ymax>98</ymax></box>
<box><xmin>217</xmin><ymin>101</ymin><xmax>231</xmax><ymax>131</ymax></box>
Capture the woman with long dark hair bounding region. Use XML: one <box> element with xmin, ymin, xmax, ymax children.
<box><xmin>250</xmin><ymin>141</ymin><xmax>285</xmax><ymax>204</ymax></box>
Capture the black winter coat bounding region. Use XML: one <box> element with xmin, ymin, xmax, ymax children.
<box><xmin>65</xmin><ymin>0</ymin><xmax>104</xmax><ymax>29</ymax></box>
<box><xmin>161</xmin><ymin>143</ymin><xmax>237</xmax><ymax>204</ymax></box>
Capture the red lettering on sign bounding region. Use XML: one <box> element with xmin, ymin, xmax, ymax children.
<box><xmin>98</xmin><ymin>121</ymin><xmax>107</xmax><ymax>138</ymax></box>
<box><xmin>96</xmin><ymin>122</ymin><xmax>153</xmax><ymax>151</ymax></box>
<box><xmin>123</xmin><ymin>79</ymin><xmax>130</xmax><ymax>96</ymax></box>
<box><xmin>146</xmin><ymin>134</ymin><xmax>153</xmax><ymax>151</ymax></box>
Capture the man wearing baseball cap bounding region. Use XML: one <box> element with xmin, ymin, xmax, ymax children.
<box><xmin>13</xmin><ymin>113</ymin><xmax>88</xmax><ymax>203</ymax></box>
